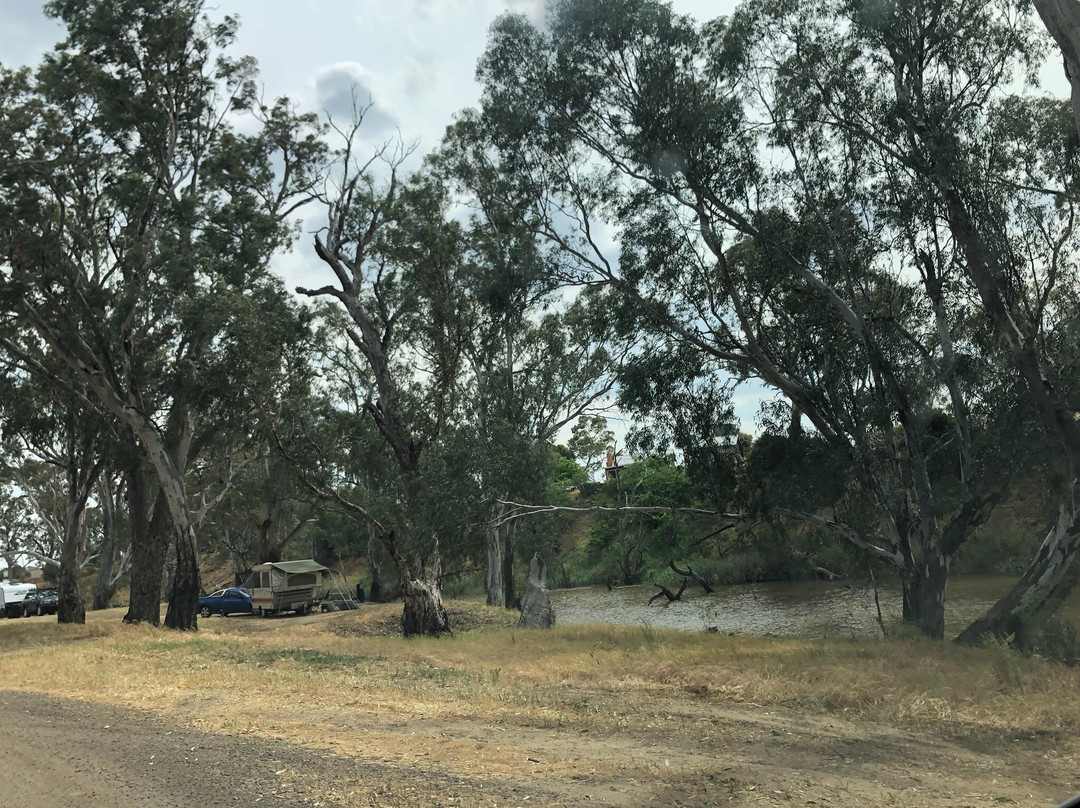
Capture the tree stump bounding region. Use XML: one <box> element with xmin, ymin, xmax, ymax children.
<box><xmin>517</xmin><ymin>554</ymin><xmax>555</xmax><ymax>629</ymax></box>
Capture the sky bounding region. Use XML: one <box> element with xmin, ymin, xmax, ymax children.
<box><xmin>0</xmin><ymin>0</ymin><xmax>733</xmax><ymax>149</ymax></box>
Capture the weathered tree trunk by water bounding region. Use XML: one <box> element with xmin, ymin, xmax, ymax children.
<box><xmin>670</xmin><ymin>561</ymin><xmax>713</xmax><ymax>593</ymax></box>
<box><xmin>957</xmin><ymin>499</ymin><xmax>1080</xmax><ymax>646</ymax></box>
<box><xmin>905</xmin><ymin>545</ymin><xmax>949</xmax><ymax>641</ymax></box>
<box><xmin>401</xmin><ymin>545</ymin><xmax>451</xmax><ymax>637</ymax></box>
<box><xmin>518</xmin><ymin>554</ymin><xmax>555</xmax><ymax>629</ymax></box>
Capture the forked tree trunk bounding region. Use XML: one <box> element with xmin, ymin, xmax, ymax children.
<box><xmin>957</xmin><ymin>499</ymin><xmax>1080</xmax><ymax>646</ymax></box>
<box><xmin>485</xmin><ymin>501</ymin><xmax>505</xmax><ymax>607</ymax></box>
<box><xmin>56</xmin><ymin>451</ymin><xmax>101</xmax><ymax>624</ymax></box>
<box><xmin>400</xmin><ymin>545</ymin><xmax>451</xmax><ymax>637</ymax></box>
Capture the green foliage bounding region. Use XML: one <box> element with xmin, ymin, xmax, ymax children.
<box><xmin>740</xmin><ymin>434</ymin><xmax>851</xmax><ymax>515</ymax></box>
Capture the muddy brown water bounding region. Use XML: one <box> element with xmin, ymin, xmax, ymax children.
<box><xmin>549</xmin><ymin>575</ymin><xmax>1080</xmax><ymax>639</ymax></box>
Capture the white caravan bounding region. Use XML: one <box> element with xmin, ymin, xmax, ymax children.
<box><xmin>0</xmin><ymin>583</ymin><xmax>37</xmax><ymax>619</ymax></box>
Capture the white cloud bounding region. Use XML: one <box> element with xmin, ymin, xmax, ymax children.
<box><xmin>312</xmin><ymin>62</ymin><xmax>398</xmax><ymax>132</ymax></box>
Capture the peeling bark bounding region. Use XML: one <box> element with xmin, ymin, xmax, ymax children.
<box><xmin>956</xmin><ymin>498</ymin><xmax>1080</xmax><ymax>646</ymax></box>
<box><xmin>400</xmin><ymin>544</ymin><xmax>451</xmax><ymax>637</ymax></box>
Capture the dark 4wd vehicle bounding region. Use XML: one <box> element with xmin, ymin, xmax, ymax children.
<box><xmin>20</xmin><ymin>591</ymin><xmax>42</xmax><ymax>613</ymax></box>
<box><xmin>22</xmin><ymin>588</ymin><xmax>60</xmax><ymax>617</ymax></box>
<box><xmin>33</xmin><ymin>588</ymin><xmax>58</xmax><ymax>616</ymax></box>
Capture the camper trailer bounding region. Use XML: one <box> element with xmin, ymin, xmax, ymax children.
<box><xmin>244</xmin><ymin>560</ymin><xmax>331</xmax><ymax>616</ymax></box>
<box><xmin>1</xmin><ymin>583</ymin><xmax>38</xmax><ymax>619</ymax></box>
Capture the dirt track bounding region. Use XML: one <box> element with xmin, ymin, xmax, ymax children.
<box><xmin>4</xmin><ymin>684</ymin><xmax>1079</xmax><ymax>808</ymax></box>
<box><xmin>0</xmin><ymin>690</ymin><xmax>530</xmax><ymax>808</ymax></box>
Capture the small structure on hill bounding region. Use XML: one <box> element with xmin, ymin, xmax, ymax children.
<box><xmin>603</xmin><ymin>450</ymin><xmax>635</xmax><ymax>480</ymax></box>
<box><xmin>518</xmin><ymin>554</ymin><xmax>555</xmax><ymax>629</ymax></box>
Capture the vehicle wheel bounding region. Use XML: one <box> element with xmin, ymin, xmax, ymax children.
<box><xmin>199</xmin><ymin>606</ymin><xmax>212</xmax><ymax>618</ymax></box>
<box><xmin>321</xmin><ymin>604</ymin><xmax>329</xmax><ymax>613</ymax></box>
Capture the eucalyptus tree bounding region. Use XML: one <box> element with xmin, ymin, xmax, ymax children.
<box><xmin>0</xmin><ymin>363</ymin><xmax>107</xmax><ymax>622</ymax></box>
<box><xmin>1034</xmin><ymin>0</ymin><xmax>1080</xmax><ymax>137</ymax></box>
<box><xmin>0</xmin><ymin>0</ymin><xmax>326</xmax><ymax>628</ymax></box>
<box><xmin>299</xmin><ymin>122</ymin><xmax>479</xmax><ymax>635</ymax></box>
<box><xmin>822</xmin><ymin>0</ymin><xmax>1080</xmax><ymax>645</ymax></box>
<box><xmin>437</xmin><ymin>115</ymin><xmax>628</xmax><ymax>607</ymax></box>
<box><xmin>475</xmin><ymin>0</ymin><xmax>1001</xmax><ymax>637</ymax></box>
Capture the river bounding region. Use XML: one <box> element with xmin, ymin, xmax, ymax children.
<box><xmin>548</xmin><ymin>576</ymin><xmax>1080</xmax><ymax>639</ymax></box>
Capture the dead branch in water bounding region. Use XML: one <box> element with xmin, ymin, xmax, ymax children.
<box><xmin>649</xmin><ymin>579</ymin><xmax>687</xmax><ymax>605</ymax></box>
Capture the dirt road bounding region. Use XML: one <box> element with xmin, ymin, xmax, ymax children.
<box><xmin>0</xmin><ymin>690</ymin><xmax>534</xmax><ymax>808</ymax></box>
<box><xmin>4</xmin><ymin>684</ymin><xmax>1078</xmax><ymax>808</ymax></box>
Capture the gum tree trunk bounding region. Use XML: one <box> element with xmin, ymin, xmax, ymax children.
<box><xmin>1033</xmin><ymin>0</ymin><xmax>1080</xmax><ymax>139</ymax></box>
<box><xmin>57</xmin><ymin>492</ymin><xmax>91</xmax><ymax>624</ymax></box>
<box><xmin>123</xmin><ymin>472</ymin><xmax>170</xmax><ymax>625</ymax></box>
<box><xmin>502</xmin><ymin>521</ymin><xmax>517</xmax><ymax>610</ymax></box>
<box><xmin>400</xmin><ymin>544</ymin><xmax>451</xmax><ymax>637</ymax></box>
<box><xmin>485</xmin><ymin>501</ymin><xmax>505</xmax><ymax>607</ymax></box>
<box><xmin>92</xmin><ymin>475</ymin><xmax>125</xmax><ymax>610</ymax></box>
<box><xmin>912</xmin><ymin>548</ymin><xmax>949</xmax><ymax>641</ymax></box>
<box><xmin>957</xmin><ymin>499</ymin><xmax>1080</xmax><ymax>646</ymax></box>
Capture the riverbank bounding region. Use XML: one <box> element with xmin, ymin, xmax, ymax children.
<box><xmin>1</xmin><ymin>601</ymin><xmax>1078</xmax><ymax>807</ymax></box>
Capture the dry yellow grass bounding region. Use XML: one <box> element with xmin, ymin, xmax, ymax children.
<box><xmin>2</xmin><ymin>600</ymin><xmax>1078</xmax><ymax>807</ymax></box>
<box><xmin>2</xmin><ymin>600</ymin><xmax>1077</xmax><ymax>735</ymax></box>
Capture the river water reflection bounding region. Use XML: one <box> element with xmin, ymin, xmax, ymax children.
<box><xmin>549</xmin><ymin>576</ymin><xmax>1047</xmax><ymax>639</ymax></box>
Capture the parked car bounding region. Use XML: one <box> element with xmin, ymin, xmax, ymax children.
<box><xmin>320</xmin><ymin>591</ymin><xmax>360</xmax><ymax>612</ymax></box>
<box><xmin>197</xmin><ymin>587</ymin><xmax>252</xmax><ymax>618</ymax></box>
<box><xmin>20</xmin><ymin>589</ymin><xmax>43</xmax><ymax>617</ymax></box>
<box><xmin>35</xmin><ymin>588</ymin><xmax>58</xmax><ymax>615</ymax></box>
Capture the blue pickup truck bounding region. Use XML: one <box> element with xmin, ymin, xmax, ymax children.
<box><xmin>197</xmin><ymin>587</ymin><xmax>253</xmax><ymax>617</ymax></box>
